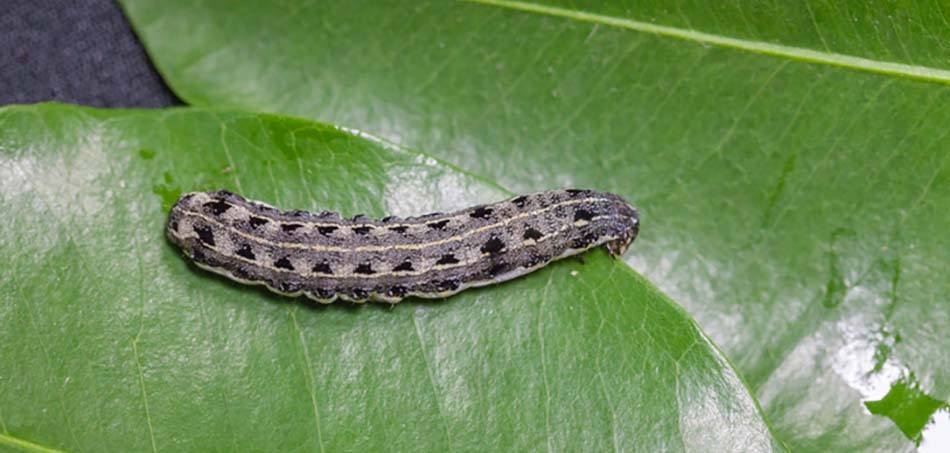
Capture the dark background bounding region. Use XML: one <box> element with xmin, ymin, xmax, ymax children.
<box><xmin>1</xmin><ymin>0</ymin><xmax>181</xmax><ymax>108</ymax></box>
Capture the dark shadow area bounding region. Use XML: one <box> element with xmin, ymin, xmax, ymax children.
<box><xmin>1</xmin><ymin>0</ymin><xmax>182</xmax><ymax>108</ymax></box>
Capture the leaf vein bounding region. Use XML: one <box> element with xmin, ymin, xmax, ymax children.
<box><xmin>289</xmin><ymin>308</ymin><xmax>326</xmax><ymax>453</ymax></box>
<box><xmin>411</xmin><ymin>312</ymin><xmax>454</xmax><ymax>450</ymax></box>
<box><xmin>0</xmin><ymin>433</ymin><xmax>65</xmax><ymax>453</ymax></box>
<box><xmin>466</xmin><ymin>0</ymin><xmax>950</xmax><ymax>85</ymax></box>
<box><xmin>131</xmin><ymin>336</ymin><xmax>157</xmax><ymax>453</ymax></box>
<box><xmin>537</xmin><ymin>271</ymin><xmax>555</xmax><ymax>453</ymax></box>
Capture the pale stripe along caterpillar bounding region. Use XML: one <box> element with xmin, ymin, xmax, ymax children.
<box><xmin>165</xmin><ymin>189</ymin><xmax>639</xmax><ymax>303</ymax></box>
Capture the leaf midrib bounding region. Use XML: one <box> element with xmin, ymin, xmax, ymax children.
<box><xmin>466</xmin><ymin>0</ymin><xmax>950</xmax><ymax>85</ymax></box>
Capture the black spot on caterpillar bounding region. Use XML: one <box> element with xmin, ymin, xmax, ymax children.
<box><xmin>235</xmin><ymin>244</ymin><xmax>256</xmax><ymax>260</ymax></box>
<box><xmin>574</xmin><ymin>209</ymin><xmax>594</xmax><ymax>222</ymax></box>
<box><xmin>480</xmin><ymin>236</ymin><xmax>506</xmax><ymax>255</ymax></box>
<box><xmin>351</xmin><ymin>225</ymin><xmax>373</xmax><ymax>235</ymax></box>
<box><xmin>165</xmin><ymin>189</ymin><xmax>639</xmax><ymax>303</ymax></box>
<box><xmin>203</xmin><ymin>200</ymin><xmax>231</xmax><ymax>216</ymax></box>
<box><xmin>393</xmin><ymin>261</ymin><xmax>414</xmax><ymax>272</ymax></box>
<box><xmin>194</xmin><ymin>225</ymin><xmax>215</xmax><ymax>247</ymax></box>
<box><xmin>273</xmin><ymin>257</ymin><xmax>295</xmax><ymax>271</ymax></box>
<box><xmin>523</xmin><ymin>227</ymin><xmax>544</xmax><ymax>241</ymax></box>
<box><xmin>248</xmin><ymin>216</ymin><xmax>269</xmax><ymax>228</ymax></box>
<box><xmin>281</xmin><ymin>223</ymin><xmax>304</xmax><ymax>233</ymax></box>
<box><xmin>426</xmin><ymin>219</ymin><xmax>450</xmax><ymax>230</ymax></box>
<box><xmin>317</xmin><ymin>225</ymin><xmax>338</xmax><ymax>235</ymax></box>
<box><xmin>436</xmin><ymin>254</ymin><xmax>460</xmax><ymax>265</ymax></box>
<box><xmin>354</xmin><ymin>263</ymin><xmax>376</xmax><ymax>275</ymax></box>
<box><xmin>312</xmin><ymin>261</ymin><xmax>333</xmax><ymax>275</ymax></box>
<box><xmin>469</xmin><ymin>206</ymin><xmax>493</xmax><ymax>219</ymax></box>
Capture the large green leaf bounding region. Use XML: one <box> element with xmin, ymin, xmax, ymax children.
<box><xmin>120</xmin><ymin>1</ymin><xmax>950</xmax><ymax>450</ymax></box>
<box><xmin>0</xmin><ymin>104</ymin><xmax>780</xmax><ymax>451</ymax></box>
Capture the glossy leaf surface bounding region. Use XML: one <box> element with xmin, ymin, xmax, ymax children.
<box><xmin>121</xmin><ymin>1</ymin><xmax>950</xmax><ymax>450</ymax></box>
<box><xmin>0</xmin><ymin>105</ymin><xmax>778</xmax><ymax>452</ymax></box>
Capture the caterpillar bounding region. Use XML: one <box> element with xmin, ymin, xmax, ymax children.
<box><xmin>165</xmin><ymin>189</ymin><xmax>639</xmax><ymax>303</ymax></box>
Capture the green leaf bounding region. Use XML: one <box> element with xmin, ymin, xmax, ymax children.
<box><xmin>0</xmin><ymin>104</ymin><xmax>779</xmax><ymax>451</ymax></box>
<box><xmin>120</xmin><ymin>1</ymin><xmax>950</xmax><ymax>450</ymax></box>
